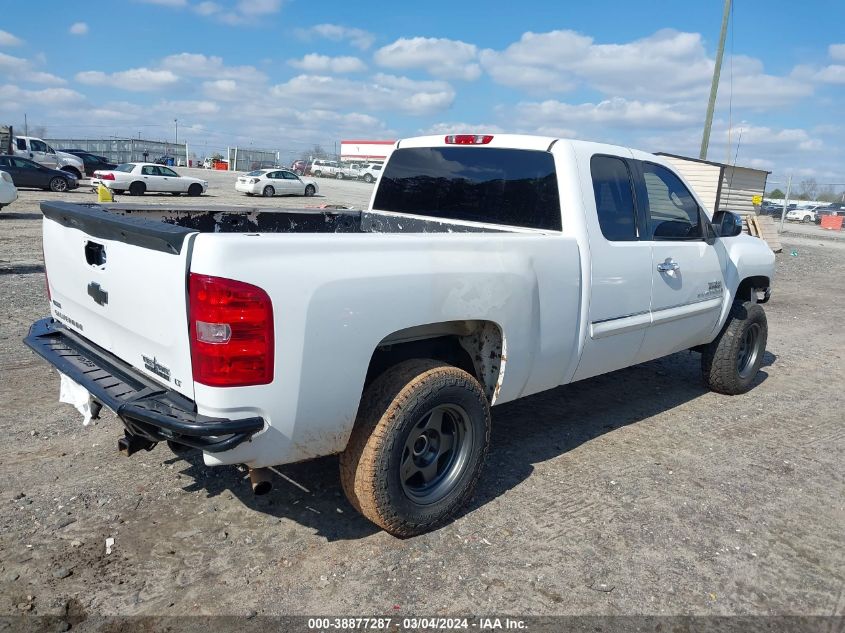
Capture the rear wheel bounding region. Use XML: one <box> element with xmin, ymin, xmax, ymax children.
<box><xmin>170</xmin><ymin>192</ymin><xmax>182</xmax><ymax>196</ymax></box>
<box><xmin>49</xmin><ymin>177</ymin><xmax>68</xmax><ymax>192</ymax></box>
<box><xmin>304</xmin><ymin>184</ymin><xmax>316</xmax><ymax>197</ymax></box>
<box><xmin>364</xmin><ymin>174</ymin><xmax>374</xmax><ymax>183</ymax></box>
<box><xmin>262</xmin><ymin>185</ymin><xmax>274</xmax><ymax>197</ymax></box>
<box><xmin>313</xmin><ymin>170</ymin><xmax>322</xmax><ymax>178</ymax></box>
<box><xmin>802</xmin><ymin>215</ymin><xmax>811</xmax><ymax>223</ymax></box>
<box><xmin>113</xmin><ymin>189</ymin><xmax>125</xmax><ymax>195</ymax></box>
<box><xmin>188</xmin><ymin>183</ymin><xmax>202</xmax><ymax>197</ymax></box>
<box><xmin>702</xmin><ymin>300</ymin><xmax>768</xmax><ymax>395</ymax></box>
<box><xmin>336</xmin><ymin>172</ymin><xmax>344</xmax><ymax>179</ymax></box>
<box><xmin>340</xmin><ymin>359</ymin><xmax>491</xmax><ymax>537</ymax></box>
<box><xmin>129</xmin><ymin>181</ymin><xmax>145</xmax><ymax>196</ymax></box>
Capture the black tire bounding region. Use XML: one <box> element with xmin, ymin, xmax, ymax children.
<box><xmin>304</xmin><ymin>184</ymin><xmax>316</xmax><ymax>197</ymax></box>
<box><xmin>336</xmin><ymin>172</ymin><xmax>344</xmax><ymax>179</ymax></box>
<box><xmin>129</xmin><ymin>181</ymin><xmax>145</xmax><ymax>196</ymax></box>
<box><xmin>801</xmin><ymin>216</ymin><xmax>810</xmax><ymax>223</ymax></box>
<box><xmin>262</xmin><ymin>185</ymin><xmax>274</xmax><ymax>197</ymax></box>
<box><xmin>113</xmin><ymin>189</ymin><xmax>125</xmax><ymax>195</ymax></box>
<box><xmin>61</xmin><ymin>167</ymin><xmax>82</xmax><ymax>179</ymax></box>
<box><xmin>170</xmin><ymin>192</ymin><xmax>182</xmax><ymax>196</ymax></box>
<box><xmin>702</xmin><ymin>300</ymin><xmax>768</xmax><ymax>395</ymax></box>
<box><xmin>313</xmin><ymin>170</ymin><xmax>322</xmax><ymax>178</ymax></box>
<box><xmin>49</xmin><ymin>177</ymin><xmax>68</xmax><ymax>193</ymax></box>
<box><xmin>188</xmin><ymin>183</ymin><xmax>202</xmax><ymax>197</ymax></box>
<box><xmin>340</xmin><ymin>359</ymin><xmax>491</xmax><ymax>537</ymax></box>
<box><xmin>364</xmin><ymin>174</ymin><xmax>374</xmax><ymax>184</ymax></box>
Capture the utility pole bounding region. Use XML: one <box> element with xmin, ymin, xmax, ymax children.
<box><xmin>174</xmin><ymin>119</ymin><xmax>178</xmax><ymax>148</ymax></box>
<box><xmin>24</xmin><ymin>113</ymin><xmax>28</xmax><ymax>137</ymax></box>
<box><xmin>699</xmin><ymin>0</ymin><xmax>732</xmax><ymax>160</ymax></box>
<box><xmin>779</xmin><ymin>175</ymin><xmax>792</xmax><ymax>233</ymax></box>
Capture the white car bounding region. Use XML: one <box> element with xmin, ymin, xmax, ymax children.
<box><xmin>235</xmin><ymin>168</ymin><xmax>318</xmax><ymax>197</ymax></box>
<box><xmin>785</xmin><ymin>208</ymin><xmax>817</xmax><ymax>223</ymax></box>
<box><xmin>0</xmin><ymin>169</ymin><xmax>17</xmax><ymax>210</ymax></box>
<box><xmin>92</xmin><ymin>163</ymin><xmax>208</xmax><ymax>196</ymax></box>
<box><xmin>359</xmin><ymin>163</ymin><xmax>383</xmax><ymax>184</ymax></box>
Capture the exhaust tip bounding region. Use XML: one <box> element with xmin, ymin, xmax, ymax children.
<box><xmin>248</xmin><ymin>467</ymin><xmax>273</xmax><ymax>495</ymax></box>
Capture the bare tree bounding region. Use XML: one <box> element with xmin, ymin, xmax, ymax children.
<box><xmin>816</xmin><ymin>185</ymin><xmax>839</xmax><ymax>203</ymax></box>
<box><xmin>799</xmin><ymin>178</ymin><xmax>819</xmax><ymax>201</ymax></box>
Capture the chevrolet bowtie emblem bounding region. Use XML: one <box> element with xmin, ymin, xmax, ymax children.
<box><xmin>87</xmin><ymin>282</ymin><xmax>109</xmax><ymax>306</ymax></box>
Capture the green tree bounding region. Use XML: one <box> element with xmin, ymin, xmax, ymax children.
<box><xmin>768</xmin><ymin>188</ymin><xmax>785</xmax><ymax>199</ymax></box>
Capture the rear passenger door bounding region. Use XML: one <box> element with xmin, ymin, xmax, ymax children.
<box><xmin>140</xmin><ymin>165</ymin><xmax>165</xmax><ymax>192</ymax></box>
<box><xmin>574</xmin><ymin>153</ymin><xmax>654</xmax><ymax>381</ymax></box>
<box><xmin>633</xmin><ymin>160</ymin><xmax>727</xmax><ymax>363</ymax></box>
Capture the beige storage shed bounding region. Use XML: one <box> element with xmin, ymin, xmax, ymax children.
<box><xmin>656</xmin><ymin>153</ymin><xmax>770</xmax><ymax>218</ymax></box>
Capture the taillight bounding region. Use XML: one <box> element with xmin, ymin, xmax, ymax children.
<box><xmin>445</xmin><ymin>134</ymin><xmax>494</xmax><ymax>145</ymax></box>
<box><xmin>188</xmin><ymin>273</ymin><xmax>274</xmax><ymax>387</ymax></box>
<box><xmin>99</xmin><ymin>172</ymin><xmax>115</xmax><ymax>180</ymax></box>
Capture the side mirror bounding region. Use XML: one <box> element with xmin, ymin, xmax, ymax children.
<box><xmin>712</xmin><ymin>210</ymin><xmax>743</xmax><ymax>237</ymax></box>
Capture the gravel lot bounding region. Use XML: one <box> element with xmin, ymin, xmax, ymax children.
<box><xmin>0</xmin><ymin>170</ymin><xmax>843</xmax><ymax>623</ymax></box>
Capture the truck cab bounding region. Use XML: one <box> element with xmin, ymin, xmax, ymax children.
<box><xmin>13</xmin><ymin>136</ymin><xmax>84</xmax><ymax>179</ymax></box>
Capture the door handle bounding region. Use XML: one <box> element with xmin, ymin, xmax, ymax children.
<box><xmin>657</xmin><ymin>259</ymin><xmax>680</xmax><ymax>273</ymax></box>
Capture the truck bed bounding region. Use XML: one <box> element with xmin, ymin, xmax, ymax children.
<box><xmin>41</xmin><ymin>202</ymin><xmax>507</xmax><ymax>243</ymax></box>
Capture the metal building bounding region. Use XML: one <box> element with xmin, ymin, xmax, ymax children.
<box><xmin>46</xmin><ymin>138</ymin><xmax>188</xmax><ymax>166</ymax></box>
<box><xmin>340</xmin><ymin>140</ymin><xmax>395</xmax><ymax>163</ymax></box>
<box><xmin>656</xmin><ymin>153</ymin><xmax>770</xmax><ymax>217</ymax></box>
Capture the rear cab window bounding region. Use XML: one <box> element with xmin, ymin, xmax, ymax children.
<box><xmin>372</xmin><ymin>146</ymin><xmax>561</xmax><ymax>230</ymax></box>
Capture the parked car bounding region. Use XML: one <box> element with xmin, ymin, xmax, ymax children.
<box><xmin>25</xmin><ymin>133</ymin><xmax>775</xmax><ymax>536</ymax></box>
<box><xmin>0</xmin><ymin>155</ymin><xmax>79</xmax><ymax>192</ymax></box>
<box><xmin>759</xmin><ymin>201</ymin><xmax>781</xmax><ymax>215</ymax></box>
<box><xmin>7</xmin><ymin>135</ymin><xmax>84</xmax><ymax>179</ymax></box>
<box><xmin>0</xmin><ymin>169</ymin><xmax>17</xmax><ymax>209</ymax></box>
<box><xmin>92</xmin><ymin>163</ymin><xmax>207</xmax><ymax>196</ymax></box>
<box><xmin>309</xmin><ymin>159</ymin><xmax>339</xmax><ymax>177</ymax></box>
<box><xmin>235</xmin><ymin>168</ymin><xmax>318</xmax><ymax>197</ymax></box>
<box><xmin>59</xmin><ymin>150</ymin><xmax>117</xmax><ymax>177</ymax></box>
<box><xmin>815</xmin><ymin>203</ymin><xmax>845</xmax><ymax>224</ymax></box>
<box><xmin>154</xmin><ymin>155</ymin><xmax>176</xmax><ymax>166</ymax></box>
<box><xmin>785</xmin><ymin>208</ymin><xmax>817</xmax><ymax>223</ymax></box>
<box><xmin>359</xmin><ymin>163</ymin><xmax>383</xmax><ymax>184</ymax></box>
<box><xmin>290</xmin><ymin>160</ymin><xmax>307</xmax><ymax>175</ymax></box>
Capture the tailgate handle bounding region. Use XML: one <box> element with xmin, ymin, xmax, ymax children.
<box><xmin>85</xmin><ymin>241</ymin><xmax>107</xmax><ymax>267</ymax></box>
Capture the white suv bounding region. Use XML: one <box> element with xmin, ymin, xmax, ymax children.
<box><xmin>359</xmin><ymin>163</ymin><xmax>383</xmax><ymax>183</ymax></box>
<box><xmin>309</xmin><ymin>159</ymin><xmax>339</xmax><ymax>178</ymax></box>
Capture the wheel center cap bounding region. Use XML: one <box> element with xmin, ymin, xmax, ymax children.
<box><xmin>413</xmin><ymin>435</ymin><xmax>429</xmax><ymax>456</ymax></box>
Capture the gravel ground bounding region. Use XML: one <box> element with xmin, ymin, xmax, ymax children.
<box><xmin>0</xmin><ymin>173</ymin><xmax>843</xmax><ymax>623</ymax></box>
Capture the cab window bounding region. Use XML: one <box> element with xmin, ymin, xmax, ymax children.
<box><xmin>590</xmin><ymin>155</ymin><xmax>638</xmax><ymax>241</ymax></box>
<box><xmin>641</xmin><ymin>162</ymin><xmax>704</xmax><ymax>240</ymax></box>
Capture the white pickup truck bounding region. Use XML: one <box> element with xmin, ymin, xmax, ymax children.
<box><xmin>26</xmin><ymin>134</ymin><xmax>775</xmax><ymax>536</ymax></box>
<box><xmin>10</xmin><ymin>135</ymin><xmax>85</xmax><ymax>179</ymax></box>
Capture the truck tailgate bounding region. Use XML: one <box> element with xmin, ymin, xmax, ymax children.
<box><xmin>41</xmin><ymin>203</ymin><xmax>197</xmax><ymax>400</ymax></box>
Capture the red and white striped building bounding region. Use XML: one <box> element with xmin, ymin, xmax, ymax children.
<box><xmin>339</xmin><ymin>140</ymin><xmax>395</xmax><ymax>163</ymax></box>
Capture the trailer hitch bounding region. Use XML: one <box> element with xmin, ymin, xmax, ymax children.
<box><xmin>117</xmin><ymin>431</ymin><xmax>157</xmax><ymax>456</ymax></box>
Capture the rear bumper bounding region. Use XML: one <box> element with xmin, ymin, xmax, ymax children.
<box><xmin>24</xmin><ymin>318</ymin><xmax>265</xmax><ymax>452</ymax></box>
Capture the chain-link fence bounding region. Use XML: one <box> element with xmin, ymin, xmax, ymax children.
<box><xmin>226</xmin><ymin>147</ymin><xmax>279</xmax><ymax>172</ymax></box>
<box><xmin>46</xmin><ymin>138</ymin><xmax>188</xmax><ymax>166</ymax></box>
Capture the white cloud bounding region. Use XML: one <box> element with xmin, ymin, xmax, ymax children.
<box><xmin>194</xmin><ymin>1</ymin><xmax>221</xmax><ymax>15</ymax></box>
<box><xmin>270</xmin><ymin>73</ymin><xmax>455</xmax><ymax>116</ymax></box>
<box><xmin>288</xmin><ymin>54</ymin><xmax>366</xmax><ymax>73</ymax></box>
<box><xmin>516</xmin><ymin>97</ymin><xmax>698</xmax><ymax>130</ymax></box>
<box><xmin>236</xmin><ymin>0</ymin><xmax>282</xmax><ymax>15</ymax></box>
<box><xmin>69</xmin><ymin>22</ymin><xmax>89</xmax><ymax>36</ymax></box>
<box><xmin>829</xmin><ymin>44</ymin><xmax>845</xmax><ymax>62</ymax></box>
<box><xmin>0</xmin><ymin>52</ymin><xmax>66</xmax><ymax>85</ymax></box>
<box><xmin>76</xmin><ymin>68</ymin><xmax>180</xmax><ymax>91</ymax></box>
<box><xmin>300</xmin><ymin>24</ymin><xmax>375</xmax><ymax>50</ymax></box>
<box><xmin>480</xmin><ymin>29</ymin><xmax>715</xmax><ymax>98</ymax></box>
<box><xmin>422</xmin><ymin>121</ymin><xmax>506</xmax><ymax>135</ymax></box>
<box><xmin>0</xmin><ymin>84</ymin><xmax>85</xmax><ymax>106</ymax></box>
<box><xmin>161</xmin><ymin>52</ymin><xmax>266</xmax><ymax>82</ymax></box>
<box><xmin>0</xmin><ymin>29</ymin><xmax>23</xmax><ymax>46</ymax></box>
<box><xmin>374</xmin><ymin>37</ymin><xmax>480</xmax><ymax>80</ymax></box>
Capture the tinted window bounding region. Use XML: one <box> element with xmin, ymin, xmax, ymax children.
<box><xmin>12</xmin><ymin>157</ymin><xmax>39</xmax><ymax>169</ymax></box>
<box><xmin>30</xmin><ymin>139</ymin><xmax>48</xmax><ymax>152</ymax></box>
<box><xmin>141</xmin><ymin>165</ymin><xmax>158</xmax><ymax>175</ymax></box>
<box><xmin>373</xmin><ymin>147</ymin><xmax>561</xmax><ymax>230</ymax></box>
<box><xmin>15</xmin><ymin>138</ymin><xmax>26</xmax><ymax>150</ymax></box>
<box><xmin>590</xmin><ymin>155</ymin><xmax>638</xmax><ymax>241</ymax></box>
<box><xmin>114</xmin><ymin>164</ymin><xmax>135</xmax><ymax>173</ymax></box>
<box><xmin>246</xmin><ymin>170</ymin><xmax>264</xmax><ymax>177</ymax></box>
<box><xmin>159</xmin><ymin>167</ymin><xmax>178</xmax><ymax>177</ymax></box>
<box><xmin>281</xmin><ymin>171</ymin><xmax>299</xmax><ymax>180</ymax></box>
<box><xmin>642</xmin><ymin>163</ymin><xmax>703</xmax><ymax>240</ymax></box>
<box><xmin>0</xmin><ymin>157</ymin><xmax>9</xmax><ymax>167</ymax></box>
